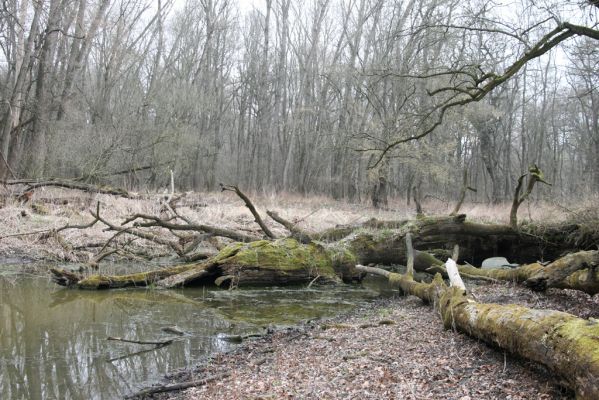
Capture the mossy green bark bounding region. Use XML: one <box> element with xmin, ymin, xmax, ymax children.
<box><xmin>358</xmin><ymin>265</ymin><xmax>599</xmax><ymax>399</ymax></box>
<box><xmin>439</xmin><ymin>287</ymin><xmax>599</xmax><ymax>399</ymax></box>
<box><xmin>551</xmin><ymin>267</ymin><xmax>599</xmax><ymax>294</ymax></box>
<box><xmin>524</xmin><ymin>250</ymin><xmax>599</xmax><ymax>294</ymax></box>
<box><xmin>456</xmin><ymin>262</ymin><xmax>544</xmax><ymax>282</ymax></box>
<box><xmin>51</xmin><ymin>239</ymin><xmax>343</xmax><ymax>289</ymax></box>
<box><xmin>50</xmin><ymin>215</ymin><xmax>596</xmax><ymax>291</ymax></box>
<box><xmin>220</xmin><ymin>239</ymin><xmax>334</xmax><ymax>275</ymax></box>
<box><xmin>213</xmin><ymin>238</ymin><xmax>341</xmax><ymax>286</ymax></box>
<box><xmin>451</xmin><ymin>250</ymin><xmax>599</xmax><ymax>295</ymax></box>
<box><xmin>50</xmin><ymin>263</ymin><xmax>196</xmax><ymax>289</ymax></box>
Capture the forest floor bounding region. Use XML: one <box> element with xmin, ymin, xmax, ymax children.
<box><xmin>151</xmin><ymin>281</ymin><xmax>599</xmax><ymax>400</ymax></box>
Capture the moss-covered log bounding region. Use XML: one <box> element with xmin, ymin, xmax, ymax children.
<box><xmin>423</xmin><ymin>250</ymin><xmax>599</xmax><ymax>295</ymax></box>
<box><xmin>51</xmin><ymin>238</ymin><xmax>349</xmax><ymax>289</ymax></box>
<box><xmin>337</xmin><ymin>214</ymin><xmax>590</xmax><ymax>268</ymax></box>
<box><xmin>356</xmin><ymin>264</ymin><xmax>599</xmax><ymax>399</ymax></box>
<box><xmin>524</xmin><ymin>251</ymin><xmax>599</xmax><ymax>294</ymax></box>
<box><xmin>50</xmin><ymin>215</ymin><xmax>597</xmax><ymax>290</ymax></box>
<box><xmin>50</xmin><ymin>263</ymin><xmax>197</xmax><ymax>289</ymax></box>
<box><xmin>160</xmin><ymin>238</ymin><xmax>343</xmax><ymax>288</ymax></box>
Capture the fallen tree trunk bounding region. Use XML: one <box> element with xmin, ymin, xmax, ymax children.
<box><xmin>3</xmin><ymin>178</ymin><xmax>133</xmax><ymax>198</ymax></box>
<box><xmin>426</xmin><ymin>250</ymin><xmax>599</xmax><ymax>295</ymax></box>
<box><xmin>356</xmin><ymin>262</ymin><xmax>599</xmax><ymax>399</ymax></box>
<box><xmin>524</xmin><ymin>250</ymin><xmax>599</xmax><ymax>293</ymax></box>
<box><xmin>50</xmin><ymin>263</ymin><xmax>196</xmax><ymax>289</ymax></box>
<box><xmin>50</xmin><ymin>215</ymin><xmax>599</xmax><ymax>291</ymax></box>
<box><xmin>336</xmin><ymin>214</ymin><xmax>589</xmax><ymax>267</ymax></box>
<box><xmin>51</xmin><ymin>238</ymin><xmax>346</xmax><ymax>289</ymax></box>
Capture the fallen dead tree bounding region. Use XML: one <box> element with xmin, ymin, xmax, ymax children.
<box><xmin>2</xmin><ymin>178</ymin><xmax>133</xmax><ymax>198</ymax></box>
<box><xmin>355</xmin><ymin>259</ymin><xmax>599</xmax><ymax>399</ymax></box>
<box><xmin>43</xmin><ymin>182</ymin><xmax>599</xmax><ymax>292</ymax></box>
<box><xmin>51</xmin><ymin>238</ymin><xmax>345</xmax><ymax>289</ymax></box>
<box><xmin>41</xmin><ymin>186</ymin><xmax>599</xmax><ymax>396</ymax></box>
<box><xmin>50</xmin><ymin>209</ymin><xmax>599</xmax><ymax>295</ymax></box>
<box><xmin>424</xmin><ymin>249</ymin><xmax>599</xmax><ymax>295</ymax></box>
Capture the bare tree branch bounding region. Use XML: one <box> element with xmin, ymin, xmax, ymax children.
<box><xmin>368</xmin><ymin>22</ymin><xmax>599</xmax><ymax>167</ymax></box>
<box><xmin>220</xmin><ymin>184</ymin><xmax>277</xmax><ymax>239</ymax></box>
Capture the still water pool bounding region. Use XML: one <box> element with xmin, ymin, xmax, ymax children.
<box><xmin>0</xmin><ymin>268</ymin><xmax>393</xmax><ymax>399</ymax></box>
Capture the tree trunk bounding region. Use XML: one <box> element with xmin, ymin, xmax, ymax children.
<box><xmin>0</xmin><ymin>1</ymin><xmax>41</xmax><ymax>179</ymax></box>
<box><xmin>425</xmin><ymin>250</ymin><xmax>599</xmax><ymax>295</ymax></box>
<box><xmin>27</xmin><ymin>0</ymin><xmax>62</xmax><ymax>176</ymax></box>
<box><xmin>51</xmin><ymin>238</ymin><xmax>345</xmax><ymax>289</ymax></box>
<box><xmin>355</xmin><ymin>264</ymin><xmax>599</xmax><ymax>400</ymax></box>
<box><xmin>50</xmin><ymin>215</ymin><xmax>596</xmax><ymax>291</ymax></box>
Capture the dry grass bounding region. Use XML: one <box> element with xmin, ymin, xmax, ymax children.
<box><xmin>0</xmin><ymin>185</ymin><xmax>587</xmax><ymax>264</ymax></box>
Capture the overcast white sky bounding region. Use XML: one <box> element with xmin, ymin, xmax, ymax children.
<box><xmin>237</xmin><ymin>0</ymin><xmax>265</xmax><ymax>14</ymax></box>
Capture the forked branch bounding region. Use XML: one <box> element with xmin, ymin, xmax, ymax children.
<box><xmin>510</xmin><ymin>164</ymin><xmax>551</xmax><ymax>229</ymax></box>
<box><xmin>368</xmin><ymin>22</ymin><xmax>599</xmax><ymax>167</ymax></box>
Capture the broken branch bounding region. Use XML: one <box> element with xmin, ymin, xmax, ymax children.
<box><xmin>220</xmin><ymin>184</ymin><xmax>277</xmax><ymax>239</ymax></box>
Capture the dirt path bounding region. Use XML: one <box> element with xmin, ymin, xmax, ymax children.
<box><xmin>147</xmin><ymin>282</ymin><xmax>599</xmax><ymax>400</ymax></box>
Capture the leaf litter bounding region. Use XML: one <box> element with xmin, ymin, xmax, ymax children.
<box><xmin>148</xmin><ymin>280</ymin><xmax>597</xmax><ymax>400</ymax></box>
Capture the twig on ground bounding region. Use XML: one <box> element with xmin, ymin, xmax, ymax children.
<box><xmin>124</xmin><ymin>373</ymin><xmax>230</xmax><ymax>399</ymax></box>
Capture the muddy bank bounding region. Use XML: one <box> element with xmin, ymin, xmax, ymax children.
<box><xmin>138</xmin><ymin>283</ymin><xmax>599</xmax><ymax>400</ymax></box>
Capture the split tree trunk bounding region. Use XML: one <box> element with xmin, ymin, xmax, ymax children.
<box><xmin>51</xmin><ymin>238</ymin><xmax>345</xmax><ymax>289</ymax></box>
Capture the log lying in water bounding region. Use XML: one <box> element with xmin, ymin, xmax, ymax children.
<box><xmin>50</xmin><ymin>263</ymin><xmax>196</xmax><ymax>289</ymax></box>
<box><xmin>50</xmin><ymin>214</ymin><xmax>599</xmax><ymax>292</ymax></box>
<box><xmin>50</xmin><ymin>238</ymin><xmax>347</xmax><ymax>289</ymax></box>
<box><xmin>356</xmin><ymin>262</ymin><xmax>599</xmax><ymax>399</ymax></box>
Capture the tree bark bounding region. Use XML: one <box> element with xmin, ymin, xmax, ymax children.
<box><xmin>524</xmin><ymin>250</ymin><xmax>599</xmax><ymax>293</ymax></box>
<box><xmin>427</xmin><ymin>250</ymin><xmax>599</xmax><ymax>295</ymax></box>
<box><xmin>51</xmin><ymin>238</ymin><xmax>345</xmax><ymax>289</ymax></box>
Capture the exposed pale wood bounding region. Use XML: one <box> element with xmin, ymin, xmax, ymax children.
<box><xmin>405</xmin><ymin>232</ymin><xmax>414</xmax><ymax>277</ymax></box>
<box><xmin>445</xmin><ymin>258</ymin><xmax>465</xmax><ymax>290</ymax></box>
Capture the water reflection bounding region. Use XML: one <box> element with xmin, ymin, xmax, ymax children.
<box><xmin>0</xmin><ymin>273</ymin><xmax>392</xmax><ymax>399</ymax></box>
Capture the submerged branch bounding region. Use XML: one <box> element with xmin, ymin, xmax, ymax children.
<box><xmin>125</xmin><ymin>373</ymin><xmax>230</xmax><ymax>399</ymax></box>
<box><xmin>107</xmin><ymin>336</ymin><xmax>174</xmax><ymax>346</ymax></box>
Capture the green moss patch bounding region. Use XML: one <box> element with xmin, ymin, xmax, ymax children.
<box><xmin>217</xmin><ymin>238</ymin><xmax>336</xmax><ymax>278</ymax></box>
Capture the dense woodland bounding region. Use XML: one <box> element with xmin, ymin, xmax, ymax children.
<box><xmin>0</xmin><ymin>0</ymin><xmax>598</xmax><ymax>204</ymax></box>
<box><xmin>2</xmin><ymin>2</ymin><xmax>599</xmax><ymax>398</ymax></box>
